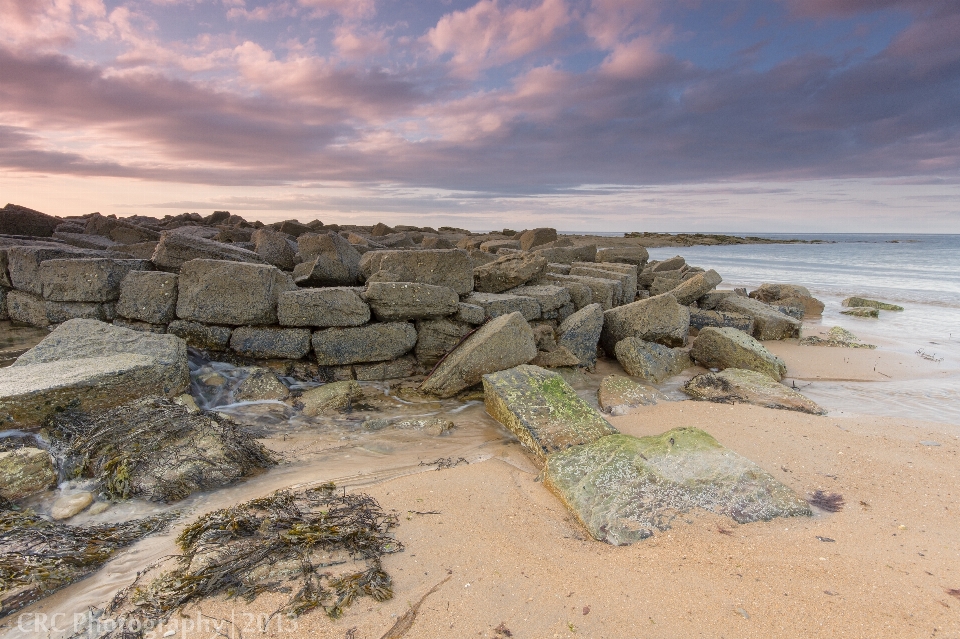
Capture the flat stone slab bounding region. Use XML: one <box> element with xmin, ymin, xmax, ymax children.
<box><xmin>597</xmin><ymin>375</ymin><xmax>668</xmax><ymax>416</ymax></box>
<box><xmin>682</xmin><ymin>368</ymin><xmax>826</xmax><ymax>415</ymax></box>
<box><xmin>312</xmin><ymin>322</ymin><xmax>418</xmax><ymax>366</ymax></box>
<box><xmin>483</xmin><ymin>364</ymin><xmax>617</xmax><ymax>461</ymax></box>
<box><xmin>543</xmin><ymin>429</ymin><xmax>812</xmax><ymax>545</ymax></box>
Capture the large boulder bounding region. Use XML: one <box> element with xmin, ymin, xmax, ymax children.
<box><xmin>151</xmin><ymin>231</ymin><xmax>266</xmax><ymax>271</ymax></box>
<box><xmin>572</xmin><ymin>262</ymin><xmax>638</xmax><ymax>302</ymax></box>
<box><xmin>505</xmin><ymin>285</ymin><xmax>571</xmax><ymax>316</ymax></box>
<box><xmin>0</xmin><ymin>204</ymin><xmax>61</xmax><ymax>237</ymax></box>
<box><xmin>613</xmin><ymin>337</ymin><xmax>691</xmax><ymax>383</ymax></box>
<box><xmin>682</xmin><ymin>368</ymin><xmax>826</xmax><ymax>415</ymax></box>
<box><xmin>420</xmin><ymin>312</ymin><xmax>537</xmax><ymax>398</ymax></box>
<box><xmin>543</xmin><ymin>429</ymin><xmax>811</xmax><ymax>545</ymax></box>
<box><xmin>518</xmin><ymin>228</ymin><xmax>558</xmax><ymax>250</ymax></box>
<box><xmin>0</xmin><ymin>448</ymin><xmax>56</xmax><ymax>500</ymax></box>
<box><xmin>176</xmin><ymin>260</ymin><xmax>295</xmax><ymax>325</ymax></box>
<box><xmin>461</xmin><ymin>292</ymin><xmax>541</xmax><ymax>321</ymax></box>
<box><xmin>595</xmin><ymin>246</ymin><xmax>648</xmax><ymax>265</ymax></box>
<box><xmin>569</xmin><ymin>265</ymin><xmax>633</xmax><ymax>305</ymax></box>
<box><xmin>6</xmin><ymin>245</ymin><xmax>114</xmax><ymax>295</ymax></box>
<box><xmin>668</xmin><ymin>269</ymin><xmax>722</xmax><ymax>306</ymax></box>
<box><xmin>414</xmin><ymin>318</ymin><xmax>473</xmax><ymax>367</ymax></box>
<box><xmin>359</xmin><ymin>249</ymin><xmax>474</xmax><ymax>294</ymax></box>
<box><xmin>53</xmin><ymin>231</ymin><xmax>117</xmax><ymax>250</ymax></box>
<box><xmin>229</xmin><ymin>327</ymin><xmax>312</xmax><ymax>359</ymax></box>
<box><xmin>652</xmin><ymin>255</ymin><xmax>685</xmax><ymax>272</ymax></box>
<box><xmin>482</xmin><ymin>365</ymin><xmax>617</xmax><ymax>461</ymax></box>
<box><xmin>474</xmin><ymin>252</ymin><xmax>548</xmax><ymax>293</ymax></box>
<box><xmin>689</xmin><ymin>327</ymin><xmax>787</xmax><ymax>381</ymax></box>
<box><xmin>40</xmin><ymin>258</ymin><xmax>151</xmax><ymax>302</ymax></box>
<box><xmin>533</xmin><ymin>244</ymin><xmax>596</xmax><ymax>265</ymax></box>
<box><xmin>277</xmin><ymin>288</ymin><xmax>370</xmax><ymax>327</ymax></box>
<box><xmin>557</xmin><ymin>303</ymin><xmax>603</xmax><ymax>367</ymax></box>
<box><xmin>689</xmin><ymin>308</ymin><xmax>754</xmax><ymax>334</ymax></box>
<box><xmin>717</xmin><ymin>296</ymin><xmax>801</xmax><ymax>340</ymax></box>
<box><xmin>293</xmin><ymin>255</ymin><xmax>356</xmax><ymax>286</ymax></box>
<box><xmin>2</xmin><ymin>319</ymin><xmax>189</xmax><ymax>425</ymax></box>
<box><xmin>116</xmin><ymin>271</ymin><xmax>178</xmax><ymax>324</ymax></box>
<box><xmin>251</xmin><ymin>228</ymin><xmax>297</xmax><ymax>270</ymax></box>
<box><xmin>312</xmin><ymin>322</ymin><xmax>418</xmax><ymax>366</ymax></box>
<box><xmin>540</xmin><ymin>273</ymin><xmax>619</xmax><ymax>310</ymax></box>
<box><xmin>600</xmin><ymin>293</ymin><xmax>690</xmax><ymax>352</ymax></box>
<box><xmin>597</xmin><ymin>375</ymin><xmax>667</xmax><ymax>415</ymax></box>
<box><xmin>363</xmin><ymin>281</ymin><xmax>459</xmax><ymax>320</ymax></box>
<box><xmin>296</xmin><ymin>232</ymin><xmax>361</xmax><ymax>284</ymax></box>
<box><xmin>6</xmin><ymin>290</ymin><xmax>51</xmax><ymax>326</ymax></box>
<box><xmin>750</xmin><ymin>283</ymin><xmax>824</xmax><ymax>317</ymax></box>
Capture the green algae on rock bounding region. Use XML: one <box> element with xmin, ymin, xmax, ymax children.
<box><xmin>682</xmin><ymin>368</ymin><xmax>826</xmax><ymax>415</ymax></box>
<box><xmin>840</xmin><ymin>306</ymin><xmax>880</xmax><ymax>318</ymax></box>
<box><xmin>483</xmin><ymin>364</ymin><xmax>617</xmax><ymax>461</ymax></box>
<box><xmin>799</xmin><ymin>326</ymin><xmax>876</xmax><ymax>349</ymax></box>
<box><xmin>842</xmin><ymin>296</ymin><xmax>904</xmax><ymax>311</ymax></box>
<box><xmin>597</xmin><ymin>375</ymin><xmax>668</xmax><ymax>416</ymax></box>
<box><xmin>543</xmin><ymin>429</ymin><xmax>811</xmax><ymax>545</ymax></box>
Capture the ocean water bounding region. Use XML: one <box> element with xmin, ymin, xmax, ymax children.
<box><xmin>648</xmin><ymin>234</ymin><xmax>960</xmax><ymax>426</ymax></box>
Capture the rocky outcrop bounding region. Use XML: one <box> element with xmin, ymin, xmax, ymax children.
<box><xmin>277</xmin><ymin>288</ymin><xmax>370</xmax><ymax>327</ymax></box>
<box><xmin>613</xmin><ymin>337</ymin><xmax>691</xmax><ymax>383</ymax></box>
<box><xmin>600</xmin><ymin>293</ymin><xmax>690</xmax><ymax>351</ymax></box>
<box><xmin>176</xmin><ymin>260</ymin><xmax>295</xmax><ymax>325</ymax></box>
<box><xmin>717</xmin><ymin>296</ymin><xmax>801</xmax><ymax>340</ymax></box>
<box><xmin>0</xmin><ymin>448</ymin><xmax>56</xmax><ymax>500</ymax></box>
<box><xmin>482</xmin><ymin>364</ymin><xmax>617</xmax><ymax>461</ymax></box>
<box><xmin>363</xmin><ymin>281</ymin><xmax>459</xmax><ymax>321</ymax></box>
<box><xmin>689</xmin><ymin>327</ymin><xmax>787</xmax><ymax>381</ymax></box>
<box><xmin>543</xmin><ymin>429</ymin><xmax>811</xmax><ymax>545</ymax></box>
<box><xmin>359</xmin><ymin>249</ymin><xmax>474</xmax><ymax>294</ymax></box>
<box><xmin>474</xmin><ymin>252</ymin><xmax>548</xmax><ymax>293</ymax></box>
<box><xmin>421</xmin><ymin>312</ymin><xmax>537</xmax><ymax>398</ymax></box>
<box><xmin>0</xmin><ymin>204</ymin><xmax>61</xmax><ymax>237</ymax></box>
<box><xmin>597</xmin><ymin>375</ymin><xmax>667</xmax><ymax>416</ymax></box>
<box><xmin>312</xmin><ymin>322</ymin><xmax>418</xmax><ymax>366</ymax></box>
<box><xmin>682</xmin><ymin>368</ymin><xmax>825</xmax><ymax>414</ymax></box>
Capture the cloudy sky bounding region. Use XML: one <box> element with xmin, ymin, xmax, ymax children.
<box><xmin>2</xmin><ymin>0</ymin><xmax>958</xmax><ymax>231</ymax></box>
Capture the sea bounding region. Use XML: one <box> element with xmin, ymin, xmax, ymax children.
<box><xmin>642</xmin><ymin>233</ymin><xmax>960</xmax><ymax>427</ymax></box>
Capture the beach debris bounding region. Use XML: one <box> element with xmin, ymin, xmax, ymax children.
<box><xmin>799</xmin><ymin>327</ymin><xmax>876</xmax><ymax>349</ymax></box>
<box><xmin>543</xmin><ymin>429</ymin><xmax>811</xmax><ymax>545</ymax></box>
<box><xmin>915</xmin><ymin>349</ymin><xmax>943</xmax><ymax>363</ymax></box>
<box><xmin>689</xmin><ymin>327</ymin><xmax>787</xmax><ymax>381</ymax></box>
<box><xmin>842</xmin><ymin>297</ymin><xmax>904</xmax><ymax>311</ymax></box>
<box><xmin>47</xmin><ymin>397</ymin><xmax>274</xmax><ymax>502</ymax></box>
<box><xmin>419</xmin><ymin>457</ymin><xmax>467</xmax><ymax>470</ymax></box>
<box><xmin>483</xmin><ymin>365</ymin><xmax>617</xmax><ymax>462</ymax></box>
<box><xmin>816</xmin><ymin>536</ymin><xmax>836</xmax><ymax>542</ymax></box>
<box><xmin>597</xmin><ymin>375</ymin><xmax>668</xmax><ymax>416</ymax></box>
<box><xmin>947</xmin><ymin>589</ymin><xmax>960</xmax><ymax>601</ymax></box>
<box><xmin>613</xmin><ymin>337</ymin><xmax>691</xmax><ymax>383</ymax></box>
<box><xmin>0</xmin><ymin>507</ymin><xmax>173</xmax><ymax>616</ymax></box>
<box><xmin>840</xmin><ymin>307</ymin><xmax>879</xmax><ymax>318</ymax></box>
<box><xmin>808</xmin><ymin>491</ymin><xmax>845</xmax><ymax>512</ymax></box>
<box><xmin>378</xmin><ymin>575</ymin><xmax>451</xmax><ymax>639</ymax></box>
<box><xmin>682</xmin><ymin>368</ymin><xmax>826</xmax><ymax>415</ymax></box>
<box><xmin>494</xmin><ymin>621</ymin><xmax>515</xmax><ymax>636</ymax></box>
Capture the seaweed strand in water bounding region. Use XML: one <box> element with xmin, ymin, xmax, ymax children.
<box><xmin>86</xmin><ymin>483</ymin><xmax>402</xmax><ymax>637</ymax></box>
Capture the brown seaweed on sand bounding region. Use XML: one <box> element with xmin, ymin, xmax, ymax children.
<box><xmin>808</xmin><ymin>491</ymin><xmax>845</xmax><ymax>512</ymax></box>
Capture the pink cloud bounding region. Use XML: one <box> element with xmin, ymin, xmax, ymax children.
<box><xmin>226</xmin><ymin>1</ymin><xmax>297</xmax><ymax>21</ymax></box>
<box><xmin>332</xmin><ymin>24</ymin><xmax>389</xmax><ymax>59</ymax></box>
<box><xmin>583</xmin><ymin>0</ymin><xmax>661</xmax><ymax>49</ymax></box>
<box><xmin>599</xmin><ymin>35</ymin><xmax>668</xmax><ymax>78</ymax></box>
<box><xmin>425</xmin><ymin>0</ymin><xmax>570</xmax><ymax>76</ymax></box>
<box><xmin>296</xmin><ymin>0</ymin><xmax>376</xmax><ymax>20</ymax></box>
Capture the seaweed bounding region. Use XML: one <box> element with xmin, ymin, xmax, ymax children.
<box><xmin>0</xmin><ymin>508</ymin><xmax>173</xmax><ymax>616</ymax></box>
<box><xmin>807</xmin><ymin>491</ymin><xmax>845</xmax><ymax>512</ymax></box>
<box><xmin>378</xmin><ymin>575</ymin><xmax>450</xmax><ymax>639</ymax></box>
<box><xmin>86</xmin><ymin>483</ymin><xmax>402</xmax><ymax>637</ymax></box>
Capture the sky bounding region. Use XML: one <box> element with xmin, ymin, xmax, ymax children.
<box><xmin>1</xmin><ymin>0</ymin><xmax>959</xmax><ymax>232</ymax></box>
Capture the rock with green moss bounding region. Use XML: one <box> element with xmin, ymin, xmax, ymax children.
<box><xmin>0</xmin><ymin>447</ymin><xmax>56</xmax><ymax>501</ymax></box>
<box><xmin>482</xmin><ymin>364</ymin><xmax>617</xmax><ymax>461</ymax></box>
<box><xmin>841</xmin><ymin>306</ymin><xmax>880</xmax><ymax>318</ymax></box>
<box><xmin>543</xmin><ymin>429</ymin><xmax>811</xmax><ymax>545</ymax></box>
<box><xmin>842</xmin><ymin>296</ymin><xmax>903</xmax><ymax>311</ymax></box>
<box><xmin>597</xmin><ymin>375</ymin><xmax>667</xmax><ymax>415</ymax></box>
<box><xmin>682</xmin><ymin>368</ymin><xmax>826</xmax><ymax>414</ymax></box>
<box><xmin>690</xmin><ymin>327</ymin><xmax>787</xmax><ymax>381</ymax></box>
<box><xmin>614</xmin><ymin>337</ymin><xmax>691</xmax><ymax>383</ymax></box>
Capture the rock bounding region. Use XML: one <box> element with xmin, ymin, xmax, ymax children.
<box><xmin>277</xmin><ymin>288</ymin><xmax>371</xmax><ymax>327</ymax></box>
<box><xmin>572</xmin><ymin>262</ymin><xmax>638</xmax><ymax>302</ymax></box>
<box><xmin>359</xmin><ymin>249</ymin><xmax>474</xmax><ymax>295</ymax></box>
<box><xmin>0</xmin><ymin>204</ymin><xmax>61</xmax><ymax>237</ymax></box>
<box><xmin>652</xmin><ymin>255</ymin><xmax>685</xmax><ymax>272</ymax></box>
<box><xmin>40</xmin><ymin>258</ymin><xmax>150</xmax><ymax>302</ymax></box>
<box><xmin>505</xmin><ymin>285</ymin><xmax>571</xmax><ymax>314</ymax></box>
<box><xmin>668</xmin><ymin>269</ymin><xmax>722</xmax><ymax>305</ymax></box>
<box><xmin>461</xmin><ymin>292</ymin><xmax>541</xmax><ymax>321</ymax></box>
<box><xmin>614</xmin><ymin>338</ymin><xmax>691</xmax><ymax>383</ymax></box>
<box><xmin>518</xmin><ymin>228</ymin><xmax>558</xmax><ymax>250</ymax></box>
<box><xmin>299</xmin><ymin>381</ymin><xmax>362</xmax><ymax>416</ymax></box>
<box><xmin>638</xmin><ymin>268</ymin><xmax>679</xmax><ymax>288</ymax></box>
<box><xmin>415</xmin><ymin>318</ymin><xmax>473</xmax><ymax>367</ymax></box>
<box><xmin>276</xmin><ymin>219</ymin><xmax>313</xmax><ymax>237</ymax></box>
<box><xmin>479</xmin><ymin>239</ymin><xmax>521</xmax><ymax>253</ymax></box>
<box><xmin>474</xmin><ymin>252</ymin><xmax>548</xmax><ymax>293</ymax></box>
<box><xmin>543</xmin><ymin>429</ymin><xmax>811</xmax><ymax>545</ymax></box>
<box><xmin>0</xmin><ymin>287</ymin><xmax>8</xmax><ymax>321</ymax></box>
<box><xmin>112</xmin><ymin>318</ymin><xmax>166</xmax><ymax>333</ymax></box>
<box><xmin>312</xmin><ymin>322</ymin><xmax>418</xmax><ymax>366</ymax></box>
<box><xmin>150</xmin><ymin>231</ymin><xmax>266</xmax><ymax>271</ymax></box>
<box><xmin>842</xmin><ymin>296</ymin><xmax>903</xmax><ymax>311</ymax></box>
<box><xmin>112</xmin><ymin>241</ymin><xmax>159</xmax><ymax>260</ymax></box>
<box><xmin>597</xmin><ymin>375</ymin><xmax>667</xmax><ymax>415</ymax></box>
<box><xmin>6</xmin><ymin>245</ymin><xmax>114</xmax><ymax>295</ymax></box>
<box><xmin>841</xmin><ymin>306</ymin><xmax>880</xmax><ymax>317</ymax></box>
<box><xmin>533</xmin><ymin>244</ymin><xmax>596</xmax><ymax>265</ymax></box>
<box><xmin>173</xmin><ymin>393</ymin><xmax>200</xmax><ymax>412</ymax></box>
<box><xmin>689</xmin><ymin>327</ymin><xmax>787</xmax><ymax>381</ymax></box>
<box><xmin>177</xmin><ymin>260</ymin><xmax>295</xmax><ymax>325</ymax></box>
<box><xmin>84</xmin><ymin>213</ymin><xmax>161</xmax><ymax>244</ymax></box>
<box><xmin>251</xmin><ymin>228</ymin><xmax>297</xmax><ymax>270</ymax></box>
<box><xmin>53</xmin><ymin>231</ymin><xmax>117</xmax><ymax>250</ymax></box>
<box><xmin>530</xmin><ymin>345</ymin><xmax>582</xmax><ymax>367</ymax></box>
<box><xmin>354</xmin><ymin>356</ymin><xmax>418</xmax><ymax>381</ymax></box>
<box><xmin>51</xmin><ymin>492</ymin><xmax>95</xmax><ymax>520</ymax></box>
<box><xmin>689</xmin><ymin>308</ymin><xmax>754</xmax><ymax>334</ymax></box>
<box><xmin>697</xmin><ymin>290</ymin><xmax>737</xmax><ymax>310</ymax></box>
<box><xmin>421</xmin><ymin>312</ymin><xmax>537</xmax><ymax>398</ymax></box>
<box><xmin>234</xmin><ymin>368</ymin><xmax>289</xmax><ymax>401</ymax></box>
<box><xmin>376</xmin><ymin>232</ymin><xmax>416</xmax><ymax>248</ymax></box>
<box><xmin>600</xmin><ymin>293</ymin><xmax>690</xmax><ymax>352</ymax></box>
<box><xmin>421</xmin><ymin>236</ymin><xmax>453</xmax><ymax>249</ymax></box>
<box><xmin>391</xmin><ymin>417</ymin><xmax>454</xmax><ymax>436</ymax></box>
<box><xmin>216</xmin><ymin>228</ymin><xmax>254</xmax><ymax>243</ymax></box>
<box><xmin>454</xmin><ymin>302</ymin><xmax>486</xmax><ymax>325</ymax></box>
<box><xmin>717</xmin><ymin>296</ymin><xmax>801</xmax><ymax>340</ymax></box>
<box><xmin>167</xmin><ymin>320</ymin><xmax>232</xmax><ymax>350</ymax></box>
<box><xmin>482</xmin><ymin>364</ymin><xmax>617</xmax><ymax>461</ymax></box>
<box><xmin>0</xmin><ymin>447</ymin><xmax>56</xmax><ymax>500</ymax></box>
<box><xmin>595</xmin><ymin>246</ymin><xmax>649</xmax><ymax>265</ymax></box>
<box><xmin>370</xmin><ymin>222</ymin><xmax>394</xmax><ymax>236</ymax></box>
<box><xmin>296</xmin><ymin>232</ymin><xmax>361</xmax><ymax>283</ymax></box>
<box><xmin>650</xmin><ymin>274</ymin><xmax>682</xmax><ymax>296</ymax></box>
<box><xmin>799</xmin><ymin>326</ymin><xmax>876</xmax><ymax>349</ymax></box>
<box><xmin>749</xmin><ymin>283</ymin><xmax>811</xmax><ymax>302</ymax></box>
<box><xmin>682</xmin><ymin>368</ymin><xmax>826</xmax><ymax>414</ymax></box>
<box><xmin>569</xmin><ymin>266</ymin><xmax>633</xmax><ymax>305</ymax></box>
<box><xmin>116</xmin><ymin>271</ymin><xmax>178</xmax><ymax>324</ymax></box>
<box><xmin>540</xmin><ymin>273</ymin><xmax>619</xmax><ymax>310</ymax></box>
<box><xmin>363</xmin><ymin>281</ymin><xmax>459</xmax><ymax>320</ymax></box>
<box><xmin>45</xmin><ymin>299</ymin><xmax>116</xmax><ymax>325</ymax></box>
<box><xmin>6</xmin><ymin>290</ymin><xmax>50</xmax><ymax>326</ymax></box>
<box><xmin>230</xmin><ymin>327</ymin><xmax>311</xmax><ymax>359</ymax></box>
<box><xmin>557</xmin><ymin>303</ymin><xmax>604</xmax><ymax>367</ymax></box>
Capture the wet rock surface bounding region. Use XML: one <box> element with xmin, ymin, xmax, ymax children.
<box><xmin>597</xmin><ymin>374</ymin><xmax>667</xmax><ymax>415</ymax></box>
<box><xmin>682</xmin><ymin>368</ymin><xmax>826</xmax><ymax>414</ymax></box>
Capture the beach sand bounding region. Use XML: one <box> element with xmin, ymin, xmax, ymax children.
<box><xmin>138</xmin><ymin>338</ymin><xmax>960</xmax><ymax>639</ymax></box>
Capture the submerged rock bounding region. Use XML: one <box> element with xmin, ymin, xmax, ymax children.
<box><xmin>299</xmin><ymin>380</ymin><xmax>363</xmax><ymax>416</ymax></box>
<box><xmin>543</xmin><ymin>429</ymin><xmax>811</xmax><ymax>545</ymax></box>
<box><xmin>482</xmin><ymin>364</ymin><xmax>617</xmax><ymax>461</ymax></box>
<box><xmin>842</xmin><ymin>296</ymin><xmax>903</xmax><ymax>311</ymax></box>
<box><xmin>682</xmin><ymin>368</ymin><xmax>826</xmax><ymax>414</ymax></box>
<box><xmin>841</xmin><ymin>306</ymin><xmax>880</xmax><ymax>318</ymax></box>
<box><xmin>234</xmin><ymin>368</ymin><xmax>289</xmax><ymax>401</ymax></box>
<box><xmin>0</xmin><ymin>447</ymin><xmax>56</xmax><ymax>501</ymax></box>
<box><xmin>51</xmin><ymin>491</ymin><xmax>94</xmax><ymax>520</ymax></box>
<box><xmin>690</xmin><ymin>327</ymin><xmax>787</xmax><ymax>381</ymax></box>
<box><xmin>597</xmin><ymin>375</ymin><xmax>667</xmax><ymax>416</ymax></box>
